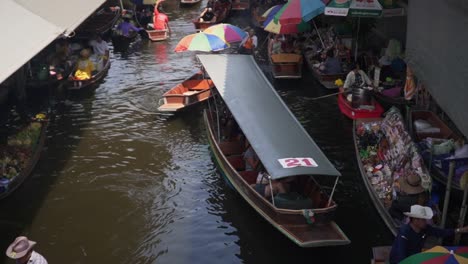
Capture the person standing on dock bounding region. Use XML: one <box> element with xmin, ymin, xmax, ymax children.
<box><xmin>389</xmin><ymin>205</ymin><xmax>468</xmax><ymax>264</ymax></box>
<box><xmin>6</xmin><ymin>236</ymin><xmax>48</xmax><ymax>264</ymax></box>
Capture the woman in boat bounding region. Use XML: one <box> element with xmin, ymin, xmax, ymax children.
<box><xmin>317</xmin><ymin>49</ymin><xmax>342</xmax><ymax>75</ymax></box>
<box><xmin>343</xmin><ymin>62</ymin><xmax>372</xmax><ymax>90</ymax></box>
<box><xmin>251</xmin><ymin>171</ymin><xmax>291</xmax><ymax>199</ymax></box>
<box><xmin>199</xmin><ymin>7</ymin><xmax>216</xmax><ymax>22</ymax></box>
<box><xmin>73</xmin><ymin>49</ymin><xmax>95</xmax><ymax>80</ymax></box>
<box><xmin>268</xmin><ymin>34</ymin><xmax>282</xmax><ymax>55</ymax></box>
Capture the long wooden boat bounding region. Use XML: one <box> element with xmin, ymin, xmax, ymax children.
<box><xmin>111</xmin><ymin>30</ymin><xmax>139</xmax><ymax>52</ymax></box>
<box><xmin>354</xmin><ymin>118</ymin><xmax>400</xmax><ymax>236</ymax></box>
<box><xmin>67</xmin><ymin>59</ymin><xmax>111</xmax><ymax>91</ymax></box>
<box><xmin>371</xmin><ymin>246</ymin><xmax>392</xmax><ymax>264</ymax></box>
<box><xmin>199</xmin><ymin>54</ymin><xmax>350</xmax><ymax>247</ymax></box>
<box><xmin>75</xmin><ymin>8</ymin><xmax>120</xmax><ymax>39</ymax></box>
<box><xmin>0</xmin><ymin>117</ymin><xmax>48</xmax><ymax>200</ymax></box>
<box><xmin>270</xmin><ymin>53</ymin><xmax>303</xmax><ymax>79</ymax></box>
<box><xmin>180</xmin><ymin>0</ymin><xmax>202</xmax><ymax>5</ymax></box>
<box><xmin>193</xmin><ymin>1</ymin><xmax>232</xmax><ymax>31</ymax></box>
<box><xmin>146</xmin><ymin>28</ymin><xmax>169</xmax><ymax>42</ymax></box>
<box><xmin>232</xmin><ymin>0</ymin><xmax>249</xmax><ymax>11</ymax></box>
<box><xmin>157</xmin><ymin>72</ymin><xmax>214</xmax><ymax>113</ymax></box>
<box><xmin>338</xmin><ymin>92</ymin><xmax>384</xmax><ymax>119</ymax></box>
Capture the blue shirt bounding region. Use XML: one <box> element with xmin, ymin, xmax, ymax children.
<box><xmin>117</xmin><ymin>21</ymin><xmax>141</xmax><ymax>37</ymax></box>
<box><xmin>323</xmin><ymin>57</ymin><xmax>342</xmax><ymax>75</ymax></box>
<box><xmin>389</xmin><ymin>224</ymin><xmax>454</xmax><ymax>264</ymax></box>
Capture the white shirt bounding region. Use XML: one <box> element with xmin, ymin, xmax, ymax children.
<box><xmin>88</xmin><ymin>40</ymin><xmax>109</xmax><ymax>56</ymax></box>
<box><xmin>343</xmin><ymin>70</ymin><xmax>372</xmax><ymax>89</ymax></box>
<box><xmin>27</xmin><ymin>251</ymin><xmax>48</xmax><ymax>264</ymax></box>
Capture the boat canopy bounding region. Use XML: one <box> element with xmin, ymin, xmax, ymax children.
<box><xmin>198</xmin><ymin>54</ymin><xmax>341</xmax><ymax>179</ymax></box>
<box><xmin>0</xmin><ymin>0</ymin><xmax>106</xmax><ymax>84</ymax></box>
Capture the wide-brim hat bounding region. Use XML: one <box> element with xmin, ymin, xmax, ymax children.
<box><xmin>398</xmin><ymin>173</ymin><xmax>425</xmax><ymax>195</ymax></box>
<box><xmin>6</xmin><ymin>236</ymin><xmax>36</xmax><ymax>259</ymax></box>
<box><xmin>404</xmin><ymin>205</ymin><xmax>434</xmax><ymax>220</ymax></box>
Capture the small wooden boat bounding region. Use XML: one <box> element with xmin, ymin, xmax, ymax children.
<box><xmin>270</xmin><ymin>53</ymin><xmax>303</xmax><ymax>79</ymax></box>
<box><xmin>232</xmin><ymin>0</ymin><xmax>249</xmax><ymax>11</ymax></box>
<box><xmin>157</xmin><ymin>72</ymin><xmax>215</xmax><ymax>113</ymax></box>
<box><xmin>354</xmin><ymin>118</ymin><xmax>400</xmax><ymax>236</ymax></box>
<box><xmin>410</xmin><ymin>110</ymin><xmax>466</xmax><ymax>192</ymax></box>
<box><xmin>180</xmin><ymin>0</ymin><xmax>202</xmax><ymax>5</ymax></box>
<box><xmin>0</xmin><ymin>117</ymin><xmax>48</xmax><ymax>200</ymax></box>
<box><xmin>199</xmin><ymin>54</ymin><xmax>350</xmax><ymax>247</ymax></box>
<box><xmin>111</xmin><ymin>30</ymin><xmax>139</xmax><ymax>52</ymax></box>
<box><xmin>67</xmin><ymin>59</ymin><xmax>111</xmax><ymax>91</ymax></box>
<box><xmin>338</xmin><ymin>91</ymin><xmax>384</xmax><ymax>119</ymax></box>
<box><xmin>193</xmin><ymin>1</ymin><xmax>232</xmax><ymax>31</ymax></box>
<box><xmin>146</xmin><ymin>28</ymin><xmax>169</xmax><ymax>42</ymax></box>
<box><xmin>304</xmin><ymin>52</ymin><xmax>346</xmax><ymax>89</ymax></box>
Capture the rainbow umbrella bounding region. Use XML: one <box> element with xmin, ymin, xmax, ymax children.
<box><xmin>261</xmin><ymin>5</ymin><xmax>282</xmax><ymax>18</ymax></box>
<box><xmin>400</xmin><ymin>246</ymin><xmax>468</xmax><ymax>264</ymax></box>
<box><xmin>274</xmin><ymin>0</ymin><xmax>326</xmax><ymax>24</ymax></box>
<box><xmin>263</xmin><ymin>4</ymin><xmax>311</xmax><ymax>35</ymax></box>
<box><xmin>203</xmin><ymin>23</ymin><xmax>247</xmax><ymax>43</ymax></box>
<box><xmin>174</xmin><ymin>32</ymin><xmax>229</xmax><ymax>52</ymax></box>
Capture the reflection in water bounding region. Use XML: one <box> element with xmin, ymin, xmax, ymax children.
<box><xmin>0</xmin><ymin>1</ymin><xmax>395</xmax><ymax>263</ymax></box>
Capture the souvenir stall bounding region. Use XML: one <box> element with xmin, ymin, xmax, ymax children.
<box><xmin>355</xmin><ymin>107</ymin><xmax>433</xmax><ymax>231</ymax></box>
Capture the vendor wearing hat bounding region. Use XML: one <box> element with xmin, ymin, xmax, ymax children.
<box><xmin>389</xmin><ymin>205</ymin><xmax>468</xmax><ymax>264</ymax></box>
<box><xmin>6</xmin><ymin>236</ymin><xmax>47</xmax><ymax>264</ymax></box>
<box><xmin>389</xmin><ymin>173</ymin><xmax>427</xmax><ymax>221</ymax></box>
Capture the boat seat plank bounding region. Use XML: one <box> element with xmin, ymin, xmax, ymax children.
<box><xmin>183</xmin><ymin>91</ymin><xmax>198</xmax><ymax>95</ymax></box>
<box><xmin>219</xmin><ymin>141</ymin><xmax>244</xmax><ymax>156</ymax></box>
<box><xmin>158</xmin><ymin>103</ymin><xmax>185</xmax><ymax>111</ymax></box>
<box><xmin>226</xmin><ymin>156</ymin><xmax>245</xmax><ymax>171</ymax></box>
<box><xmin>271</xmin><ymin>54</ymin><xmax>302</xmax><ymax>63</ymax></box>
<box><xmin>281</xmin><ymin>222</ymin><xmax>349</xmax><ymax>246</ymax></box>
<box><xmin>184</xmin><ymin>79</ymin><xmax>214</xmax><ymax>90</ymax></box>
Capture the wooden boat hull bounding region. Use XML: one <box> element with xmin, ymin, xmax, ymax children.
<box><xmin>158</xmin><ymin>73</ymin><xmax>214</xmax><ymax>113</ymax></box>
<box><xmin>204</xmin><ymin>111</ymin><xmax>350</xmax><ymax>247</ymax></box>
<box><xmin>338</xmin><ymin>93</ymin><xmax>384</xmax><ymax>120</ymax></box>
<box><xmin>180</xmin><ymin>0</ymin><xmax>202</xmax><ymax>4</ymax></box>
<box><xmin>353</xmin><ymin>119</ymin><xmax>399</xmax><ymax>236</ymax></box>
<box><xmin>146</xmin><ymin>29</ymin><xmax>169</xmax><ymax>42</ymax></box>
<box><xmin>67</xmin><ymin>59</ymin><xmax>111</xmax><ymax>91</ymax></box>
<box><xmin>270</xmin><ymin>54</ymin><xmax>303</xmax><ymax>79</ymax></box>
<box><xmin>75</xmin><ymin>10</ymin><xmax>120</xmax><ymax>39</ymax></box>
<box><xmin>304</xmin><ymin>52</ymin><xmax>346</xmax><ymax>89</ymax></box>
<box><xmin>0</xmin><ymin>120</ymin><xmax>48</xmax><ymax>200</ymax></box>
<box><xmin>372</xmin><ymin>90</ymin><xmax>408</xmax><ymax>111</ymax></box>
<box><xmin>232</xmin><ymin>0</ymin><xmax>249</xmax><ymax>11</ymax></box>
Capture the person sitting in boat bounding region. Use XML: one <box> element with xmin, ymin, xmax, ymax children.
<box><xmin>239</xmin><ymin>29</ymin><xmax>258</xmax><ymax>55</ymax></box>
<box><xmin>73</xmin><ymin>49</ymin><xmax>95</xmax><ymax>80</ymax></box>
<box><xmin>343</xmin><ymin>62</ymin><xmax>372</xmax><ymax>90</ymax></box>
<box><xmin>116</xmin><ymin>16</ymin><xmax>143</xmax><ymax>37</ymax></box>
<box><xmin>268</xmin><ymin>34</ymin><xmax>282</xmax><ymax>55</ymax></box>
<box><xmin>88</xmin><ymin>34</ymin><xmax>109</xmax><ymax>72</ymax></box>
<box><xmin>389</xmin><ymin>173</ymin><xmax>428</xmax><ymax>222</ymax></box>
<box><xmin>251</xmin><ymin>174</ymin><xmax>292</xmax><ymax>200</ymax></box>
<box><xmin>199</xmin><ymin>7</ymin><xmax>216</xmax><ymax>22</ymax></box>
<box><xmin>152</xmin><ymin>3</ymin><xmax>170</xmax><ymax>32</ymax></box>
<box><xmin>389</xmin><ymin>205</ymin><xmax>468</xmax><ymax>264</ymax></box>
<box><xmin>317</xmin><ymin>49</ymin><xmax>342</xmax><ymax>75</ymax></box>
<box><xmin>243</xmin><ymin>145</ymin><xmax>259</xmax><ymax>171</ymax></box>
<box><xmin>369</xmin><ymin>55</ymin><xmax>395</xmax><ymax>86</ymax></box>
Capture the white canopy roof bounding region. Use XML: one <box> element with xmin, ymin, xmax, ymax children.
<box><xmin>0</xmin><ymin>0</ymin><xmax>106</xmax><ymax>84</ymax></box>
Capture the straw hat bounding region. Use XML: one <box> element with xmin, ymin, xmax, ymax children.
<box><xmin>398</xmin><ymin>173</ymin><xmax>424</xmax><ymax>195</ymax></box>
<box><xmin>5</xmin><ymin>236</ymin><xmax>36</xmax><ymax>259</ymax></box>
<box><xmin>404</xmin><ymin>205</ymin><xmax>434</xmax><ymax>220</ymax></box>
<box><xmin>80</xmin><ymin>49</ymin><xmax>91</xmax><ymax>58</ymax></box>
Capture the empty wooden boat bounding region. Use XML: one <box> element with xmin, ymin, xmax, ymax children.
<box><xmin>270</xmin><ymin>53</ymin><xmax>303</xmax><ymax>79</ymax></box>
<box><xmin>157</xmin><ymin>72</ymin><xmax>214</xmax><ymax>113</ymax></box>
<box><xmin>199</xmin><ymin>54</ymin><xmax>350</xmax><ymax>247</ymax></box>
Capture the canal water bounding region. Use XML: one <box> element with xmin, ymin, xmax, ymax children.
<box><xmin>0</xmin><ymin>1</ymin><xmax>394</xmax><ymax>263</ymax></box>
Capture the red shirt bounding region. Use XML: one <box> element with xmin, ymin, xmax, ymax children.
<box><xmin>153</xmin><ymin>12</ymin><xmax>168</xmax><ymax>30</ymax></box>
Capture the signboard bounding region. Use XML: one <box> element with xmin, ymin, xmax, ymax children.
<box><xmin>349</xmin><ymin>0</ymin><xmax>383</xmax><ymax>17</ymax></box>
<box><xmin>325</xmin><ymin>0</ymin><xmax>351</xmax><ymax>16</ymax></box>
<box><xmin>278</xmin><ymin>158</ymin><xmax>318</xmax><ymax>168</ymax></box>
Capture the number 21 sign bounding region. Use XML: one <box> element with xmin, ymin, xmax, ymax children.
<box><xmin>278</xmin><ymin>158</ymin><xmax>318</xmax><ymax>168</ymax></box>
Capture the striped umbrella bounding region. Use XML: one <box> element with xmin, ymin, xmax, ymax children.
<box><xmin>174</xmin><ymin>32</ymin><xmax>229</xmax><ymax>52</ymax></box>
<box><xmin>274</xmin><ymin>0</ymin><xmax>326</xmax><ymax>24</ymax></box>
<box><xmin>263</xmin><ymin>4</ymin><xmax>311</xmax><ymax>35</ymax></box>
<box><xmin>203</xmin><ymin>23</ymin><xmax>247</xmax><ymax>43</ymax></box>
<box><xmin>261</xmin><ymin>4</ymin><xmax>282</xmax><ymax>18</ymax></box>
<box><xmin>401</xmin><ymin>246</ymin><xmax>468</xmax><ymax>264</ymax></box>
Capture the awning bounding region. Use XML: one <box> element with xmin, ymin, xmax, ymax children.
<box><xmin>0</xmin><ymin>0</ymin><xmax>106</xmax><ymax>84</ymax></box>
<box><xmin>325</xmin><ymin>0</ymin><xmax>382</xmax><ymax>17</ymax></box>
<box><xmin>198</xmin><ymin>54</ymin><xmax>341</xmax><ymax>179</ymax></box>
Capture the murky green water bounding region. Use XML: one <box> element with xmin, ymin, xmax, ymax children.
<box><xmin>0</xmin><ymin>1</ymin><xmax>394</xmax><ymax>263</ymax></box>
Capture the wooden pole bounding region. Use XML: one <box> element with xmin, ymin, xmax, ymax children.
<box><xmin>441</xmin><ymin>160</ymin><xmax>455</xmax><ymax>228</ymax></box>
<box><xmin>310</xmin><ymin>89</ymin><xmax>348</xmax><ymax>100</ymax></box>
<box><xmin>454</xmin><ymin>172</ymin><xmax>468</xmax><ymax>245</ymax></box>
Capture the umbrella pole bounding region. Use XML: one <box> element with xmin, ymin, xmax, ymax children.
<box><xmin>312</xmin><ymin>20</ymin><xmax>325</xmax><ymax>49</ymax></box>
<box><xmin>327</xmin><ymin>177</ymin><xmax>339</xmax><ymax>207</ymax></box>
<box><xmin>454</xmin><ymin>173</ymin><xmax>468</xmax><ymax>245</ymax></box>
<box><xmin>354</xmin><ymin>17</ymin><xmax>361</xmax><ymax>62</ymax></box>
<box><xmin>441</xmin><ymin>160</ymin><xmax>455</xmax><ymax>228</ymax></box>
